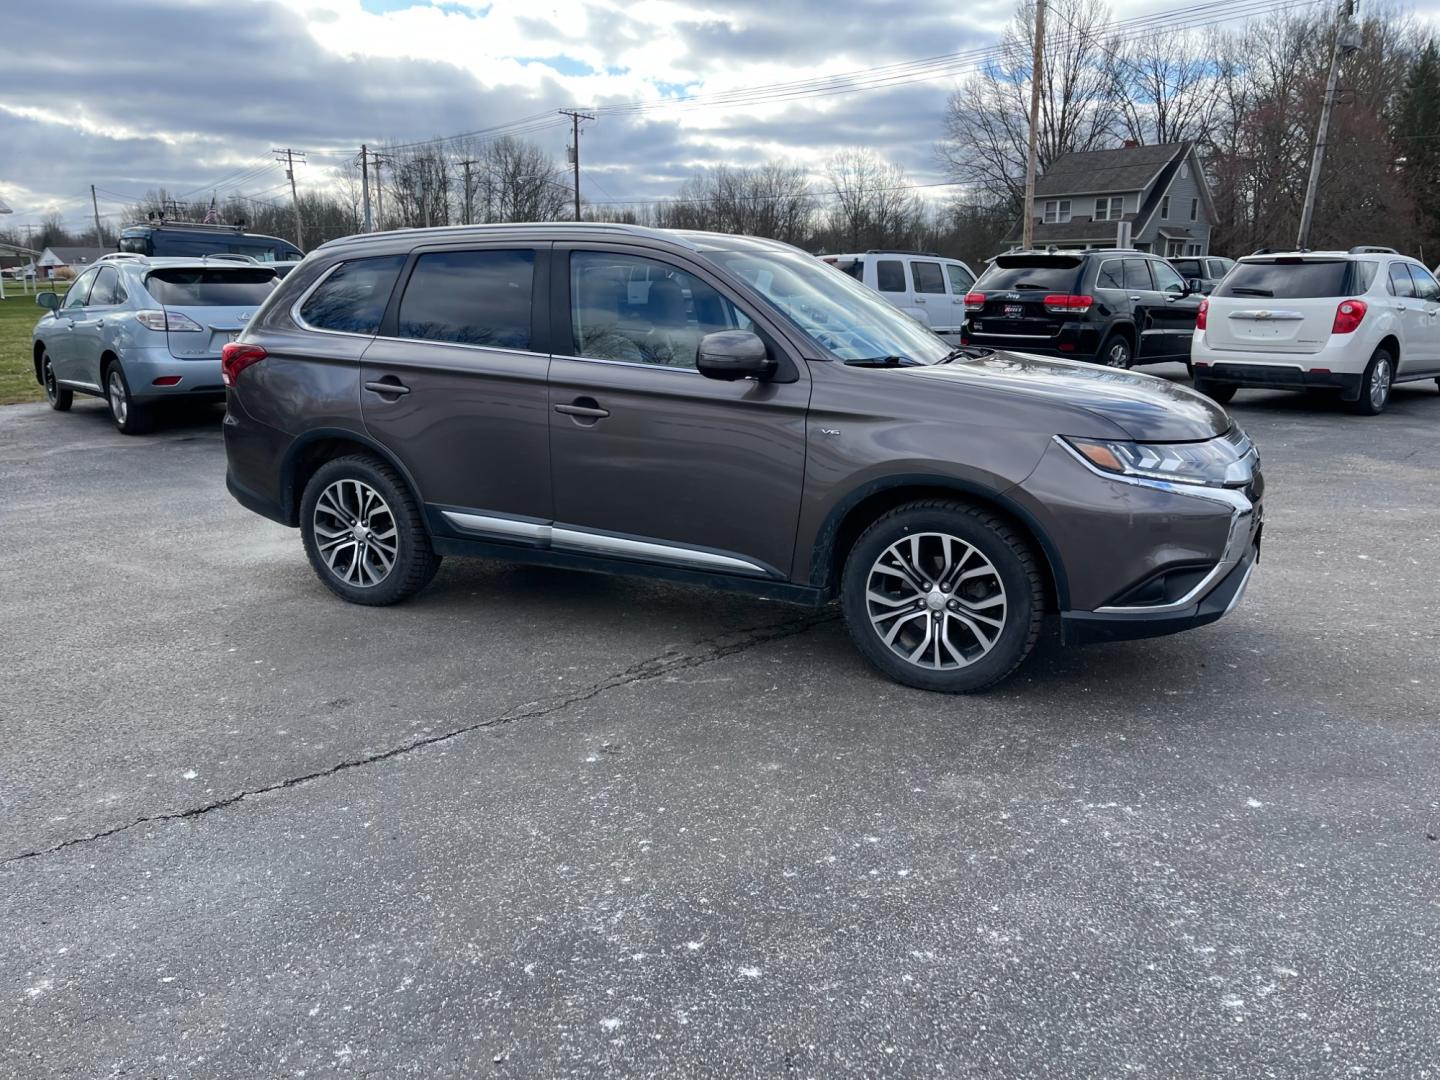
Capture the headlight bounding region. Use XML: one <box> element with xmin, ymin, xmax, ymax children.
<box><xmin>1063</xmin><ymin>432</ymin><xmax>1254</xmax><ymax>487</ymax></box>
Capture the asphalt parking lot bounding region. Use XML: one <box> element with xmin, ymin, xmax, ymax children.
<box><xmin>3</xmin><ymin>372</ymin><xmax>1439</xmax><ymax>1079</ymax></box>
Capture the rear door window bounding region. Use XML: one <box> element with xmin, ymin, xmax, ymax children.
<box><xmin>1123</xmin><ymin>259</ymin><xmax>1154</xmax><ymax>291</ymax></box>
<box><xmin>396</xmin><ymin>249</ymin><xmax>534</xmax><ymax>349</ymax></box>
<box><xmin>875</xmin><ymin>260</ymin><xmax>906</xmax><ymax>293</ymax></box>
<box><xmin>144</xmin><ymin>268</ymin><xmax>278</xmax><ymax>306</ymax></box>
<box><xmin>1387</xmin><ymin>262</ymin><xmax>1418</xmax><ymax>298</ymax></box>
<box><xmin>1214</xmin><ymin>260</ymin><xmax>1351</xmax><ymax>299</ymax></box>
<box><xmin>299</xmin><ymin>255</ymin><xmax>405</xmax><ymax>334</ymax></box>
<box><xmin>911</xmin><ymin>261</ymin><xmax>946</xmax><ymax>294</ymax></box>
<box><xmin>88</xmin><ymin>267</ymin><xmax>125</xmax><ymax>306</ymax></box>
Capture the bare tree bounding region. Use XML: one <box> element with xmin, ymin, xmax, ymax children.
<box><xmin>937</xmin><ymin>0</ymin><xmax>1119</xmax><ymax>206</ymax></box>
<box><xmin>1109</xmin><ymin>30</ymin><xmax>1218</xmax><ymax>145</ymax></box>
<box><xmin>823</xmin><ymin>148</ymin><xmax>923</xmax><ymax>250</ymax></box>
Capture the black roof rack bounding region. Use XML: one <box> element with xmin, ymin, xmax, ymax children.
<box><xmin>1348</xmin><ymin>245</ymin><xmax>1398</xmax><ymax>255</ymax></box>
<box><xmin>132</xmin><ymin>217</ymin><xmax>246</xmax><ymax>234</ymax></box>
<box><xmin>864</xmin><ymin>249</ymin><xmax>942</xmax><ymax>257</ymax></box>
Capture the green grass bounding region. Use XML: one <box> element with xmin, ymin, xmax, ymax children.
<box><xmin>0</xmin><ymin>283</ymin><xmax>69</xmax><ymax>405</ymax></box>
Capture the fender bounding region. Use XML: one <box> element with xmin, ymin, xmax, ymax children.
<box><xmin>277</xmin><ymin>425</ymin><xmax>428</xmax><ymax>529</ymax></box>
<box><xmin>808</xmin><ymin>471</ymin><xmax>1071</xmax><ymax>611</ymax></box>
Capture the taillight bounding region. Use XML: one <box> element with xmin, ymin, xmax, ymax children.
<box><xmin>1196</xmin><ymin>298</ymin><xmax>1209</xmax><ymax>331</ymax></box>
<box><xmin>964</xmin><ymin>292</ymin><xmax>985</xmax><ymax>312</ymax></box>
<box><xmin>221</xmin><ymin>343</ymin><xmax>267</xmax><ymax>387</ymax></box>
<box><xmin>1332</xmin><ymin>298</ymin><xmax>1367</xmax><ymax>334</ymax></box>
<box><xmin>1043</xmin><ymin>294</ymin><xmax>1093</xmax><ymax>314</ymax></box>
<box><xmin>136</xmin><ymin>309</ymin><xmax>204</xmax><ymax>332</ymax></box>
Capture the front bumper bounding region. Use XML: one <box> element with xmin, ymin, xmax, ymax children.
<box><xmin>1011</xmin><ymin>435</ymin><xmax>1263</xmax><ymax>646</ymax></box>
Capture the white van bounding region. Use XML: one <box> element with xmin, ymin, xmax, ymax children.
<box><xmin>822</xmin><ymin>250</ymin><xmax>977</xmax><ymax>343</ymax></box>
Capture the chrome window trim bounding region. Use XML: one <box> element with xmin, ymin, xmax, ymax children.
<box><xmin>549</xmin><ymin>352</ymin><xmax>702</xmax><ymax>376</ymax></box>
<box><xmin>441</xmin><ymin>511</ymin><xmax>772</xmax><ymax>578</ymax></box>
<box><xmin>1053</xmin><ymin>435</ymin><xmax>1257</xmax><ymax>615</ymax></box>
<box><xmin>373</xmin><ymin>335</ymin><xmax>550</xmax><ymax>361</ymax></box>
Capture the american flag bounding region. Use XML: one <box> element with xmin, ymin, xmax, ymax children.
<box><xmin>202</xmin><ymin>194</ymin><xmax>221</xmax><ymax>224</ymax></box>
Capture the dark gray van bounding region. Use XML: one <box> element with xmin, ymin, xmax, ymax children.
<box><xmin>222</xmin><ymin>224</ymin><xmax>1263</xmax><ymax>692</ymax></box>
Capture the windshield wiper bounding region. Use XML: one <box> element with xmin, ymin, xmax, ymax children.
<box><xmin>844</xmin><ymin>355</ymin><xmax>916</xmax><ymax>368</ymax></box>
<box><xmin>938</xmin><ymin>346</ymin><xmax>991</xmax><ymax>363</ymax></box>
<box><xmin>1229</xmin><ymin>287</ymin><xmax>1274</xmax><ymax>296</ymax></box>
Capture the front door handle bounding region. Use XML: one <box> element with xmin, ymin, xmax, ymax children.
<box><xmin>364</xmin><ymin>377</ymin><xmax>410</xmax><ymax>397</ymax></box>
<box><xmin>1129</xmin><ymin>295</ymin><xmax>1142</xmax><ymax>301</ymax></box>
<box><xmin>554</xmin><ymin>399</ymin><xmax>610</xmax><ymax>420</ymax></box>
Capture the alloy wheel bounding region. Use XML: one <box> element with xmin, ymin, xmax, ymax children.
<box><xmin>312</xmin><ymin>478</ymin><xmax>400</xmax><ymax>588</ymax></box>
<box><xmin>865</xmin><ymin>531</ymin><xmax>1008</xmax><ymax>670</ymax></box>
<box><xmin>107</xmin><ymin>369</ymin><xmax>128</xmax><ymax>425</ymax></box>
<box><xmin>1105</xmin><ymin>342</ymin><xmax>1131</xmax><ymax>368</ymax></box>
<box><xmin>1370</xmin><ymin>357</ymin><xmax>1391</xmax><ymax>411</ymax></box>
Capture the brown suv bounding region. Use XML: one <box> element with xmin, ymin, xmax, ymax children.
<box><xmin>222</xmin><ymin>224</ymin><xmax>1263</xmax><ymax>692</ymax></box>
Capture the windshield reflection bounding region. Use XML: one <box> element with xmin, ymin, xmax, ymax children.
<box><xmin>706</xmin><ymin>248</ymin><xmax>952</xmax><ymax>365</ymax></box>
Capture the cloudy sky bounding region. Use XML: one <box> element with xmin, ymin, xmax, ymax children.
<box><xmin>0</xmin><ymin>0</ymin><xmax>1420</xmax><ymax>235</ymax></box>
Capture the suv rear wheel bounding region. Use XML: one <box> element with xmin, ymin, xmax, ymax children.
<box><xmin>1098</xmin><ymin>333</ymin><xmax>1132</xmax><ymax>369</ymax></box>
<box><xmin>105</xmin><ymin>362</ymin><xmax>153</xmax><ymax>435</ymax></box>
<box><xmin>840</xmin><ymin>500</ymin><xmax>1044</xmax><ymax>693</ymax></box>
<box><xmin>1349</xmin><ymin>347</ymin><xmax>1393</xmax><ymax>416</ymax></box>
<box><xmin>299</xmin><ymin>454</ymin><xmax>440</xmax><ymax>606</ymax></box>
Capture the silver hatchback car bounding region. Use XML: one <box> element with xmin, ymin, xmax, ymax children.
<box><xmin>32</xmin><ymin>254</ymin><xmax>280</xmax><ymax>433</ymax></box>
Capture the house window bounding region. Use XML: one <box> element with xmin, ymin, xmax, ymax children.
<box><xmin>1160</xmin><ymin>196</ymin><xmax>1170</xmax><ymax>219</ymax></box>
<box><xmin>1186</xmin><ymin>243</ymin><xmax>1202</xmax><ymax>256</ymax></box>
<box><xmin>1093</xmin><ymin>196</ymin><xmax>1124</xmax><ymax>222</ymax></box>
<box><xmin>1190</xmin><ymin>198</ymin><xmax>1199</xmax><ymax>221</ymax></box>
<box><xmin>1166</xmin><ymin>239</ymin><xmax>1184</xmax><ymax>258</ymax></box>
<box><xmin>1043</xmin><ymin>199</ymin><xmax>1071</xmax><ymax>224</ymax></box>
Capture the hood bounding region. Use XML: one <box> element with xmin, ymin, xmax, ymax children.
<box><xmin>898</xmin><ymin>350</ymin><xmax>1230</xmax><ymax>442</ymax></box>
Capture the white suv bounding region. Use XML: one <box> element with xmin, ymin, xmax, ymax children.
<box><xmin>1191</xmin><ymin>247</ymin><xmax>1440</xmax><ymax>415</ymax></box>
<box><xmin>822</xmin><ymin>250</ymin><xmax>976</xmax><ymax>343</ymax></box>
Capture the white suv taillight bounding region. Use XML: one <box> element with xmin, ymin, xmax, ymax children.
<box><xmin>136</xmin><ymin>309</ymin><xmax>204</xmax><ymax>332</ymax></box>
<box><xmin>1332</xmin><ymin>298</ymin><xmax>1367</xmax><ymax>334</ymax></box>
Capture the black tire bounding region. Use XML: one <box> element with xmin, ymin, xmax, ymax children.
<box><xmin>1097</xmin><ymin>333</ymin><xmax>1133</xmax><ymax>369</ymax></box>
<box><xmin>1192</xmin><ymin>377</ymin><xmax>1237</xmax><ymax>404</ymax></box>
<box><xmin>1348</xmin><ymin>347</ymin><xmax>1394</xmax><ymax>416</ymax></box>
<box><xmin>299</xmin><ymin>454</ymin><xmax>440</xmax><ymax>606</ymax></box>
<box><xmin>104</xmin><ymin>361</ymin><xmax>153</xmax><ymax>435</ymax></box>
<box><xmin>840</xmin><ymin>499</ymin><xmax>1044</xmax><ymax>693</ymax></box>
<box><xmin>41</xmin><ymin>351</ymin><xmax>72</xmax><ymax>411</ymax></box>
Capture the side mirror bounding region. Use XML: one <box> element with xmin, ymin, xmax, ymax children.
<box><xmin>36</xmin><ymin>292</ymin><xmax>60</xmax><ymax>311</ymax></box>
<box><xmin>696</xmin><ymin>330</ymin><xmax>775</xmax><ymax>381</ymax></box>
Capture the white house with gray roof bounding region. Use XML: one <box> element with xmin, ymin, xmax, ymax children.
<box><xmin>1004</xmin><ymin>141</ymin><xmax>1217</xmax><ymax>257</ymax></box>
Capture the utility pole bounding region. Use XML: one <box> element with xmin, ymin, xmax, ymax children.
<box><xmin>90</xmin><ymin>185</ymin><xmax>104</xmax><ymax>243</ymax></box>
<box><xmin>559</xmin><ymin>109</ymin><xmax>595</xmax><ymax>222</ymax></box>
<box><xmin>360</xmin><ymin>144</ymin><xmax>372</xmax><ymax>232</ymax></box>
<box><xmin>458</xmin><ymin>158</ymin><xmax>478</xmax><ymax>225</ymax></box>
<box><xmin>1022</xmin><ymin>0</ymin><xmax>1046</xmax><ymax>251</ymax></box>
<box><xmin>273</xmin><ymin>147</ymin><xmax>307</xmax><ymax>250</ymax></box>
<box><xmin>1297</xmin><ymin>0</ymin><xmax>1361</xmax><ymax>250</ymax></box>
<box><xmin>371</xmin><ymin>153</ymin><xmax>386</xmax><ymax>230</ymax></box>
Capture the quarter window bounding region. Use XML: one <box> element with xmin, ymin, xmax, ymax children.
<box><xmin>875</xmin><ymin>260</ymin><xmax>906</xmax><ymax>293</ymax></box>
<box><xmin>1096</xmin><ymin>261</ymin><xmax>1124</xmax><ymax>290</ymax></box>
<box><xmin>911</xmin><ymin>261</ymin><xmax>946</xmax><ymax>294</ymax></box>
<box><xmin>570</xmin><ymin>251</ymin><xmax>751</xmax><ymax>369</ymax></box>
<box><xmin>397</xmin><ymin>250</ymin><xmax>534</xmax><ymax>348</ymax></box>
<box><xmin>300</xmin><ymin>255</ymin><xmax>405</xmax><ymax>335</ymax></box>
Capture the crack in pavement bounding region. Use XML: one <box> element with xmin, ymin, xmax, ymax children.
<box><xmin>1</xmin><ymin>611</ymin><xmax>837</xmax><ymax>869</ymax></box>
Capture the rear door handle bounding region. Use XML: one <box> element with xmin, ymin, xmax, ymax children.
<box><xmin>1129</xmin><ymin>295</ymin><xmax>1142</xmax><ymax>301</ymax></box>
<box><xmin>554</xmin><ymin>401</ymin><xmax>610</xmax><ymax>419</ymax></box>
<box><xmin>364</xmin><ymin>377</ymin><xmax>410</xmax><ymax>397</ymax></box>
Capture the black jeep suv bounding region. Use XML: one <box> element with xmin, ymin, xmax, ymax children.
<box><xmin>961</xmin><ymin>249</ymin><xmax>1203</xmax><ymax>369</ymax></box>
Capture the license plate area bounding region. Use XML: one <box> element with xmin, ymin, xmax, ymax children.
<box><xmin>1004</xmin><ymin>304</ymin><xmax>1025</xmax><ymax>316</ymax></box>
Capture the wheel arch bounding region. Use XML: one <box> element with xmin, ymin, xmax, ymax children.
<box><xmin>280</xmin><ymin>427</ymin><xmax>427</xmax><ymax>529</ymax></box>
<box><xmin>1376</xmin><ymin>334</ymin><xmax>1400</xmax><ymax>366</ymax></box>
<box><xmin>810</xmin><ymin>475</ymin><xmax>1068</xmax><ymax>612</ymax></box>
<box><xmin>32</xmin><ymin>340</ymin><xmax>46</xmax><ymax>384</ymax></box>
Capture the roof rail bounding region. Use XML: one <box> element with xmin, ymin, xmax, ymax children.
<box><xmin>864</xmin><ymin>249</ymin><xmax>942</xmax><ymax>257</ymax></box>
<box><xmin>202</xmin><ymin>253</ymin><xmax>260</xmax><ymax>264</ymax></box>
<box><xmin>96</xmin><ymin>252</ymin><xmax>147</xmax><ymax>264</ymax></box>
<box><xmin>1348</xmin><ymin>245</ymin><xmax>1398</xmax><ymax>255</ymax></box>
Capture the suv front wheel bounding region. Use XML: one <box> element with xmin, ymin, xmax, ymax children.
<box><xmin>840</xmin><ymin>500</ymin><xmax>1044</xmax><ymax>693</ymax></box>
<box><xmin>299</xmin><ymin>454</ymin><xmax>441</xmax><ymax>606</ymax></box>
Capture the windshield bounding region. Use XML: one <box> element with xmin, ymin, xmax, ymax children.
<box><xmin>705</xmin><ymin>248</ymin><xmax>951</xmax><ymax>365</ymax></box>
<box><xmin>144</xmin><ymin>268</ymin><xmax>278</xmax><ymax>306</ymax></box>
